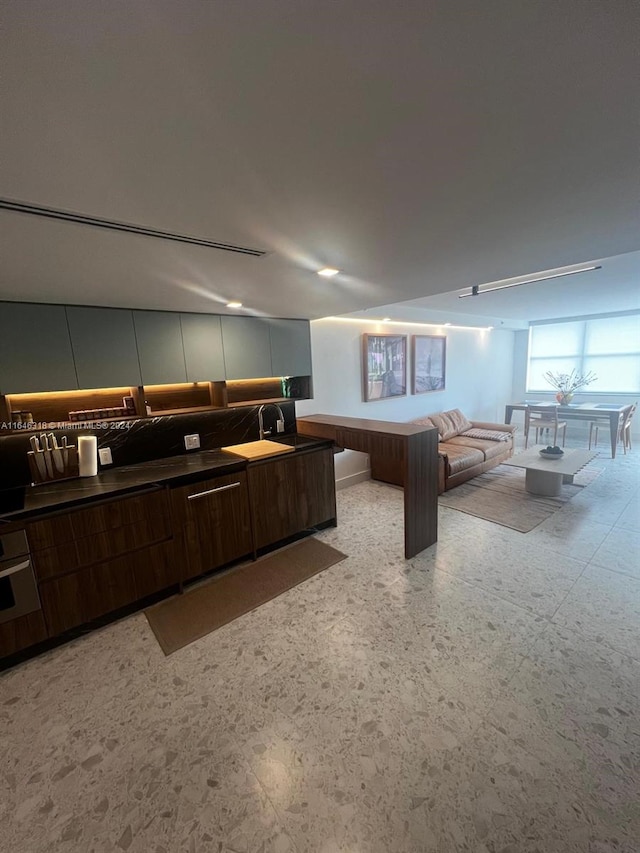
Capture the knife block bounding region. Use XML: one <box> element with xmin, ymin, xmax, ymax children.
<box><xmin>28</xmin><ymin>447</ymin><xmax>80</xmax><ymax>485</ymax></box>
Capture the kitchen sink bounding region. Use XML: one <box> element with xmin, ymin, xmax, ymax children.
<box><xmin>272</xmin><ymin>435</ymin><xmax>318</xmax><ymax>448</ymax></box>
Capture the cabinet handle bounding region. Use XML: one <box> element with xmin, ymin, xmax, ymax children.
<box><xmin>187</xmin><ymin>482</ymin><xmax>241</xmax><ymax>501</ymax></box>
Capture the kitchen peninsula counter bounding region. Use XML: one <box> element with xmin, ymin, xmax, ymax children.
<box><xmin>297</xmin><ymin>414</ymin><xmax>438</xmax><ymax>558</ymax></box>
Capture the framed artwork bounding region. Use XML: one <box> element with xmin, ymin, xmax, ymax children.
<box><xmin>362</xmin><ymin>333</ymin><xmax>407</xmax><ymax>402</ymax></box>
<box><xmin>412</xmin><ymin>335</ymin><xmax>446</xmax><ymax>394</ymax></box>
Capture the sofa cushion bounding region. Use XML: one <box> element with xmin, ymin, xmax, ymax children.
<box><xmin>447</xmin><ymin>435</ymin><xmax>508</xmax><ymax>461</ymax></box>
<box><xmin>447</xmin><ymin>409</ymin><xmax>473</xmax><ymax>434</ymax></box>
<box><xmin>410</xmin><ymin>415</ymin><xmax>436</xmax><ymax>429</ymax></box>
<box><xmin>439</xmin><ymin>443</ymin><xmax>484</xmax><ymax>475</ymax></box>
<box><xmin>461</xmin><ymin>428</ymin><xmax>511</xmax><ymax>442</ymax></box>
<box><xmin>430</xmin><ymin>412</ymin><xmax>458</xmax><ymax>441</ymax></box>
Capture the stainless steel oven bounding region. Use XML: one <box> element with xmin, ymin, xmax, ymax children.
<box><xmin>0</xmin><ymin>529</ymin><xmax>41</xmax><ymax>624</ymax></box>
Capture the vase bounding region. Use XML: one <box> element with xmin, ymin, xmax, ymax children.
<box><xmin>556</xmin><ymin>392</ymin><xmax>573</xmax><ymax>405</ymax></box>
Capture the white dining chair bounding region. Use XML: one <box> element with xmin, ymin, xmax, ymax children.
<box><xmin>524</xmin><ymin>405</ymin><xmax>567</xmax><ymax>449</ymax></box>
<box><xmin>589</xmin><ymin>403</ymin><xmax>636</xmax><ymax>454</ymax></box>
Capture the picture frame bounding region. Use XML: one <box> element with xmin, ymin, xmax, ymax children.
<box><xmin>362</xmin><ymin>333</ymin><xmax>407</xmax><ymax>402</ymax></box>
<box><xmin>412</xmin><ymin>335</ymin><xmax>446</xmax><ymax>394</ymax></box>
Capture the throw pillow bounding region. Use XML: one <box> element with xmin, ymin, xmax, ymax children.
<box><xmin>430</xmin><ymin>412</ymin><xmax>458</xmax><ymax>441</ymax></box>
<box><xmin>461</xmin><ymin>428</ymin><xmax>510</xmax><ymax>442</ymax></box>
<box><xmin>410</xmin><ymin>416</ymin><xmax>436</xmax><ymax>429</ymax></box>
<box><xmin>446</xmin><ymin>409</ymin><xmax>473</xmax><ymax>434</ymax></box>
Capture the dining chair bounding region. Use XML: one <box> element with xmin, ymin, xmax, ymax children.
<box><xmin>624</xmin><ymin>402</ymin><xmax>637</xmax><ymax>451</ymax></box>
<box><xmin>524</xmin><ymin>405</ymin><xmax>567</xmax><ymax>449</ymax></box>
<box><xmin>590</xmin><ymin>403</ymin><xmax>636</xmax><ymax>453</ymax></box>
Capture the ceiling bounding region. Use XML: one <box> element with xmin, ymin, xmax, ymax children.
<box><xmin>1</xmin><ymin>1</ymin><xmax>639</xmax><ymax>320</ymax></box>
<box><xmin>347</xmin><ymin>251</ymin><xmax>640</xmax><ymax>329</ymax></box>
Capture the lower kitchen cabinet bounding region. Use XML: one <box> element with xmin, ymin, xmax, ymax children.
<box><xmin>39</xmin><ymin>541</ymin><xmax>178</xmax><ymax>635</ymax></box>
<box><xmin>171</xmin><ymin>470</ymin><xmax>253</xmax><ymax>581</ymax></box>
<box><xmin>248</xmin><ymin>447</ymin><xmax>336</xmax><ymax>550</ymax></box>
<box><xmin>28</xmin><ymin>488</ymin><xmax>179</xmax><ymax>638</ymax></box>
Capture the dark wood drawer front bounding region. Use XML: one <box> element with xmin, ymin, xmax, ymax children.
<box><xmin>39</xmin><ymin>541</ymin><xmax>179</xmax><ymax>635</ymax></box>
<box><xmin>0</xmin><ymin>610</ymin><xmax>48</xmax><ymax>659</ymax></box>
<box><xmin>27</xmin><ymin>488</ymin><xmax>170</xmax><ymax>551</ymax></box>
<box><xmin>249</xmin><ymin>448</ymin><xmax>336</xmax><ymax>550</ymax></box>
<box><xmin>32</xmin><ymin>513</ymin><xmax>172</xmax><ymax>581</ymax></box>
<box><xmin>294</xmin><ymin>447</ymin><xmax>336</xmax><ymax>531</ymax></box>
<box><xmin>171</xmin><ymin>472</ymin><xmax>253</xmax><ymax>580</ymax></box>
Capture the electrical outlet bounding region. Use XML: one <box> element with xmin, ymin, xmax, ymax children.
<box><xmin>98</xmin><ymin>447</ymin><xmax>113</xmax><ymax>466</ymax></box>
<box><xmin>276</xmin><ymin>419</ymin><xmax>285</xmax><ymax>433</ymax></box>
<box><xmin>184</xmin><ymin>433</ymin><xmax>200</xmax><ymax>450</ymax></box>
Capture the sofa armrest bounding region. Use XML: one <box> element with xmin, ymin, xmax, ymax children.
<box><xmin>471</xmin><ymin>421</ymin><xmax>517</xmax><ymax>435</ymax></box>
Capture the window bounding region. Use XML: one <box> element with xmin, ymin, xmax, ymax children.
<box><xmin>527</xmin><ymin>314</ymin><xmax>640</xmax><ymax>394</ymax></box>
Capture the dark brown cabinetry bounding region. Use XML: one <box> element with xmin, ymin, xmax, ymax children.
<box><xmin>29</xmin><ymin>489</ymin><xmax>172</xmax><ymax>581</ymax></box>
<box><xmin>27</xmin><ymin>488</ymin><xmax>179</xmax><ymax>636</ymax></box>
<box><xmin>38</xmin><ymin>542</ymin><xmax>176</xmax><ymax>635</ymax></box>
<box><xmin>171</xmin><ymin>471</ymin><xmax>253</xmax><ymax>581</ymax></box>
<box><xmin>248</xmin><ymin>447</ymin><xmax>336</xmax><ymax>550</ymax></box>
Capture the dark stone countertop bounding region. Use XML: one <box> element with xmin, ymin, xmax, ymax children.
<box><xmin>0</xmin><ymin>435</ymin><xmax>331</xmax><ymax>524</ymax></box>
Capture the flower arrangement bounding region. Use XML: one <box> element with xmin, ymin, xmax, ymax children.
<box><xmin>543</xmin><ymin>369</ymin><xmax>597</xmax><ymax>404</ymax></box>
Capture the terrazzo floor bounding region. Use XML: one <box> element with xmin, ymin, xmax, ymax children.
<box><xmin>1</xmin><ymin>437</ymin><xmax>639</xmax><ymax>853</ymax></box>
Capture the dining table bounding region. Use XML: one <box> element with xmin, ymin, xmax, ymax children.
<box><xmin>504</xmin><ymin>401</ymin><xmax>633</xmax><ymax>459</ymax></box>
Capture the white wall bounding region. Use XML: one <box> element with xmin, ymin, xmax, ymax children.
<box><xmin>296</xmin><ymin>319</ymin><xmax>515</xmax><ymax>486</ymax></box>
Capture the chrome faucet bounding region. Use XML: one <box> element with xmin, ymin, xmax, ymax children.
<box><xmin>258</xmin><ymin>403</ymin><xmax>285</xmax><ymax>439</ymax></box>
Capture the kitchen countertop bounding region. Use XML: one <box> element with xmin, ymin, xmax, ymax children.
<box><xmin>0</xmin><ymin>434</ymin><xmax>331</xmax><ymax>523</ymax></box>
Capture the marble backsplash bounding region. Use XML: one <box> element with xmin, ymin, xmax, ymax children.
<box><xmin>0</xmin><ymin>402</ymin><xmax>296</xmax><ymax>488</ymax></box>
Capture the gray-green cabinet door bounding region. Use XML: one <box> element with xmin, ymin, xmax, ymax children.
<box><xmin>221</xmin><ymin>317</ymin><xmax>272</xmax><ymax>379</ymax></box>
<box><xmin>133</xmin><ymin>311</ymin><xmax>187</xmax><ymax>385</ymax></box>
<box><xmin>180</xmin><ymin>314</ymin><xmax>226</xmax><ymax>381</ymax></box>
<box><xmin>268</xmin><ymin>319</ymin><xmax>312</xmax><ymax>376</ymax></box>
<box><xmin>0</xmin><ymin>302</ymin><xmax>78</xmax><ymax>394</ymax></box>
<box><xmin>67</xmin><ymin>307</ymin><xmax>142</xmax><ymax>389</ymax></box>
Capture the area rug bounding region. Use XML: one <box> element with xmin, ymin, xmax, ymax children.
<box><xmin>438</xmin><ymin>463</ymin><xmax>602</xmax><ymax>533</ymax></box>
<box><xmin>145</xmin><ymin>537</ymin><xmax>347</xmax><ymax>655</ymax></box>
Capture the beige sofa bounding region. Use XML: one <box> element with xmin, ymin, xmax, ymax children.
<box><xmin>411</xmin><ymin>409</ymin><xmax>516</xmax><ymax>493</ymax></box>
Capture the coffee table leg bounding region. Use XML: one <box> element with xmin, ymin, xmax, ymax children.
<box><xmin>562</xmin><ymin>474</ymin><xmax>574</xmax><ymax>484</ymax></box>
<box><xmin>525</xmin><ymin>468</ymin><xmax>563</xmax><ymax>496</ymax></box>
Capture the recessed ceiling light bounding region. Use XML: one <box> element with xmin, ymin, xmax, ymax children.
<box><xmin>382</xmin><ymin>317</ymin><xmax>390</xmax><ymax>322</ymax></box>
<box><xmin>317</xmin><ymin>267</ymin><xmax>340</xmax><ymax>278</ymax></box>
<box><xmin>226</xmin><ymin>301</ymin><xmax>243</xmax><ymax>308</ymax></box>
<box><xmin>444</xmin><ymin>322</ymin><xmax>452</xmax><ymax>326</ymax></box>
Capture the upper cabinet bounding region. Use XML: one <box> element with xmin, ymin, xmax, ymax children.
<box><xmin>268</xmin><ymin>319</ymin><xmax>312</xmax><ymax>377</ymax></box>
<box><xmin>133</xmin><ymin>311</ymin><xmax>187</xmax><ymax>385</ymax></box>
<box><xmin>0</xmin><ymin>301</ymin><xmax>312</xmax><ymax>399</ymax></box>
<box><xmin>221</xmin><ymin>317</ymin><xmax>272</xmax><ymax>379</ymax></box>
<box><xmin>180</xmin><ymin>314</ymin><xmax>225</xmax><ymax>382</ymax></box>
<box><xmin>67</xmin><ymin>307</ymin><xmax>142</xmax><ymax>389</ymax></box>
<box><xmin>0</xmin><ymin>303</ymin><xmax>78</xmax><ymax>394</ymax></box>
<box><xmin>219</xmin><ymin>317</ymin><xmax>312</xmax><ymax>380</ymax></box>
